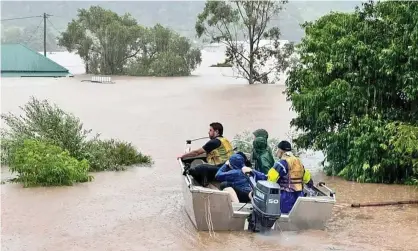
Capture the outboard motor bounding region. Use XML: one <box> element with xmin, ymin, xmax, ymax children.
<box><xmin>246</xmin><ymin>174</ymin><xmax>281</xmax><ymax>233</ymax></box>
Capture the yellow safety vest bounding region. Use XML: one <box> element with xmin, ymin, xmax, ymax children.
<box><xmin>206</xmin><ymin>137</ymin><xmax>233</xmax><ymax>166</ymax></box>
<box><xmin>267</xmin><ymin>154</ymin><xmax>309</xmax><ymax>192</ymax></box>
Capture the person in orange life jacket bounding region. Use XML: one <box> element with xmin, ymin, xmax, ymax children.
<box><xmin>242</xmin><ymin>140</ymin><xmax>314</xmax><ymax>214</ymax></box>
<box><xmin>177</xmin><ymin>122</ymin><xmax>233</xmax><ymax>187</ymax></box>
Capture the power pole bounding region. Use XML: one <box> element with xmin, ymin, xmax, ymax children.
<box><xmin>43</xmin><ymin>13</ymin><xmax>52</xmax><ymax>57</ymax></box>
<box><xmin>43</xmin><ymin>13</ymin><xmax>47</xmax><ymax>57</ymax></box>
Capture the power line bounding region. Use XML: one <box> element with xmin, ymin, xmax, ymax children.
<box><xmin>24</xmin><ymin>19</ymin><xmax>43</xmax><ymax>45</ymax></box>
<box><xmin>3</xmin><ymin>14</ymin><xmax>57</xmax><ymax>57</ymax></box>
<box><xmin>1</xmin><ymin>15</ymin><xmax>42</xmax><ymax>22</ymax></box>
<box><xmin>47</xmin><ymin>19</ymin><xmax>63</xmax><ymax>34</ymax></box>
<box><xmin>47</xmin><ymin>15</ymin><xmax>67</xmax><ymax>20</ymax></box>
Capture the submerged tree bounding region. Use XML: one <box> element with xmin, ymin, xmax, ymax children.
<box><xmin>285</xmin><ymin>0</ymin><xmax>418</xmax><ymax>184</ymax></box>
<box><xmin>195</xmin><ymin>0</ymin><xmax>295</xmax><ymax>84</ymax></box>
<box><xmin>127</xmin><ymin>24</ymin><xmax>202</xmax><ymax>77</ymax></box>
<box><xmin>58</xmin><ymin>6</ymin><xmax>201</xmax><ymax>76</ymax></box>
<box><xmin>59</xmin><ymin>6</ymin><xmax>143</xmax><ymax>75</ymax></box>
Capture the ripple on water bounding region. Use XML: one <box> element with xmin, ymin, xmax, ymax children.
<box><xmin>2</xmin><ymin>70</ymin><xmax>418</xmax><ymax>251</ymax></box>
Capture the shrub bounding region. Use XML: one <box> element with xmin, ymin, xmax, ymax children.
<box><xmin>82</xmin><ymin>138</ymin><xmax>153</xmax><ymax>171</ymax></box>
<box><xmin>1</xmin><ymin>134</ymin><xmax>26</xmax><ymax>166</ymax></box>
<box><xmin>324</xmin><ymin>116</ymin><xmax>418</xmax><ymax>185</ymax></box>
<box><xmin>1</xmin><ymin>96</ymin><xmax>91</xmax><ymax>162</ymax></box>
<box><xmin>10</xmin><ymin>139</ymin><xmax>93</xmax><ymax>187</ymax></box>
<box><xmin>1</xmin><ymin>96</ymin><xmax>153</xmax><ymax>186</ymax></box>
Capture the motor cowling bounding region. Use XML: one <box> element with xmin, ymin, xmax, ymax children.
<box><xmin>247</xmin><ymin>180</ymin><xmax>281</xmax><ymax>233</ymax></box>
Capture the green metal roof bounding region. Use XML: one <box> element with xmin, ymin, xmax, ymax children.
<box><xmin>1</xmin><ymin>43</ymin><xmax>71</xmax><ymax>77</ymax></box>
<box><xmin>1</xmin><ymin>72</ymin><xmax>71</xmax><ymax>77</ymax></box>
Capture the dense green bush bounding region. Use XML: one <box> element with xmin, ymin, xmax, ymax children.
<box><xmin>10</xmin><ymin>139</ymin><xmax>92</xmax><ymax>187</ymax></box>
<box><xmin>1</xmin><ymin>97</ymin><xmax>91</xmax><ymax>163</ymax></box>
<box><xmin>82</xmin><ymin>138</ymin><xmax>153</xmax><ymax>171</ymax></box>
<box><xmin>1</xmin><ymin>97</ymin><xmax>153</xmax><ymax>186</ymax></box>
<box><xmin>126</xmin><ymin>25</ymin><xmax>202</xmax><ymax>77</ymax></box>
<box><xmin>285</xmin><ymin>1</ymin><xmax>418</xmax><ymax>185</ymax></box>
<box><xmin>1</xmin><ymin>134</ymin><xmax>25</xmax><ymax>166</ymax></box>
<box><xmin>324</xmin><ymin>116</ymin><xmax>418</xmax><ymax>184</ymax></box>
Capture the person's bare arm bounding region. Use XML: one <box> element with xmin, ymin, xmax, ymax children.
<box><xmin>180</xmin><ymin>148</ymin><xmax>206</xmax><ymax>159</ymax></box>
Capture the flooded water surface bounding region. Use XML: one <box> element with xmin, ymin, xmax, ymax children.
<box><xmin>1</xmin><ymin>51</ymin><xmax>417</xmax><ymax>251</ymax></box>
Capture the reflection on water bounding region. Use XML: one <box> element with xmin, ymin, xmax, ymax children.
<box><xmin>1</xmin><ymin>51</ymin><xmax>417</xmax><ymax>251</ymax></box>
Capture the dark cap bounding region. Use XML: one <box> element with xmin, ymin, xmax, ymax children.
<box><xmin>277</xmin><ymin>140</ymin><xmax>292</xmax><ymax>151</ymax></box>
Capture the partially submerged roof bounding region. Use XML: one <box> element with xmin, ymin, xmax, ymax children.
<box><xmin>1</xmin><ymin>43</ymin><xmax>71</xmax><ymax>77</ymax></box>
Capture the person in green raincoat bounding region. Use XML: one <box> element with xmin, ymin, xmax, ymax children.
<box><xmin>253</xmin><ymin>128</ymin><xmax>269</xmax><ymax>141</ymax></box>
<box><xmin>252</xmin><ymin>136</ymin><xmax>275</xmax><ymax>174</ymax></box>
<box><xmin>252</xmin><ymin>129</ymin><xmax>273</xmax><ymax>155</ymax></box>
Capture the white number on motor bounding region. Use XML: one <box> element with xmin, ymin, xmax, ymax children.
<box><xmin>268</xmin><ymin>199</ymin><xmax>279</xmax><ymax>204</ymax></box>
<box><xmin>255</xmin><ymin>191</ymin><xmax>265</xmax><ymax>199</ymax></box>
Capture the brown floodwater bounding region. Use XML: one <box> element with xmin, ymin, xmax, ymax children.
<box><xmin>1</xmin><ymin>62</ymin><xmax>417</xmax><ymax>251</ymax></box>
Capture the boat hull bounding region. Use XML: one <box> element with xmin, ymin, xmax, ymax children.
<box><xmin>179</xmin><ymin>156</ymin><xmax>336</xmax><ymax>231</ymax></box>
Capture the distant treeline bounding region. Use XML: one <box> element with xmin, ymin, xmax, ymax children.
<box><xmin>0</xmin><ymin>1</ymin><xmax>362</xmax><ymax>52</ymax></box>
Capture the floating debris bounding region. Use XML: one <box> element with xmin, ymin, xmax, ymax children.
<box><xmin>81</xmin><ymin>75</ymin><xmax>115</xmax><ymax>84</ymax></box>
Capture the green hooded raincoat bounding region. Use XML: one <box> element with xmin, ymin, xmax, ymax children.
<box><xmin>252</xmin><ymin>136</ymin><xmax>275</xmax><ymax>174</ymax></box>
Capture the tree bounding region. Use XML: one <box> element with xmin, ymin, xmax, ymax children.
<box><xmin>285</xmin><ymin>0</ymin><xmax>418</xmax><ymax>184</ymax></box>
<box><xmin>195</xmin><ymin>0</ymin><xmax>295</xmax><ymax>84</ymax></box>
<box><xmin>126</xmin><ymin>24</ymin><xmax>202</xmax><ymax>76</ymax></box>
<box><xmin>58</xmin><ymin>6</ymin><xmax>201</xmax><ymax>76</ymax></box>
<box><xmin>1</xmin><ymin>26</ymin><xmax>22</xmax><ymax>43</ymax></box>
<box><xmin>58</xmin><ymin>6</ymin><xmax>144</xmax><ymax>75</ymax></box>
<box><xmin>58</xmin><ymin>21</ymin><xmax>93</xmax><ymax>73</ymax></box>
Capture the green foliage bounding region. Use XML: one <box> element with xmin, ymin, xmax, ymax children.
<box><xmin>210</xmin><ymin>59</ymin><xmax>232</xmax><ymax>67</ymax></box>
<box><xmin>285</xmin><ymin>0</ymin><xmax>418</xmax><ymax>185</ymax></box>
<box><xmin>82</xmin><ymin>138</ymin><xmax>153</xmax><ymax>171</ymax></box>
<box><xmin>195</xmin><ymin>0</ymin><xmax>296</xmax><ymax>84</ymax></box>
<box><xmin>1</xmin><ymin>96</ymin><xmax>91</xmax><ymax>163</ymax></box>
<box><xmin>210</xmin><ymin>63</ymin><xmax>232</xmax><ymax>68</ymax></box>
<box><xmin>58</xmin><ymin>6</ymin><xmax>201</xmax><ymax>76</ymax></box>
<box><xmin>1</xmin><ymin>97</ymin><xmax>153</xmax><ymax>187</ymax></box>
<box><xmin>324</xmin><ymin>116</ymin><xmax>418</xmax><ymax>184</ymax></box>
<box><xmin>58</xmin><ymin>6</ymin><xmax>144</xmax><ymax>75</ymax></box>
<box><xmin>127</xmin><ymin>24</ymin><xmax>202</xmax><ymax>77</ymax></box>
<box><xmin>10</xmin><ymin>139</ymin><xmax>92</xmax><ymax>187</ymax></box>
<box><xmin>1</xmin><ymin>134</ymin><xmax>26</xmax><ymax>166</ymax></box>
<box><xmin>1</xmin><ymin>1</ymin><xmax>363</xmax><ymax>51</ymax></box>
